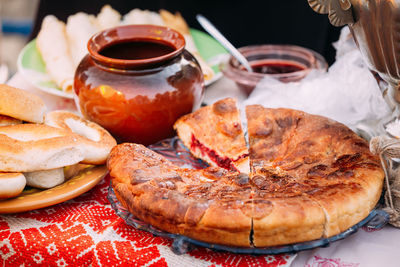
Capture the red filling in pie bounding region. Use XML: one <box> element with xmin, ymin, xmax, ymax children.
<box><xmin>190</xmin><ymin>134</ymin><xmax>247</xmax><ymax>171</ymax></box>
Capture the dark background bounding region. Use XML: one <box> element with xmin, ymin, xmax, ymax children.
<box><xmin>30</xmin><ymin>0</ymin><xmax>342</xmax><ymax>65</ymax></box>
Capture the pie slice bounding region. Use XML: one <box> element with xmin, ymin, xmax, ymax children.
<box><xmin>174</xmin><ymin>98</ymin><xmax>249</xmax><ymax>173</ymax></box>
<box><xmin>246</xmin><ymin>105</ymin><xmax>384</xmax><ymax>239</ymax></box>
<box><xmin>108</xmin><ymin>143</ymin><xmax>253</xmax><ymax>247</ymax></box>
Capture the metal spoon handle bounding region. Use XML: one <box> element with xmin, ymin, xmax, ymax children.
<box><xmin>196</xmin><ymin>14</ymin><xmax>253</xmax><ymax>72</ymax></box>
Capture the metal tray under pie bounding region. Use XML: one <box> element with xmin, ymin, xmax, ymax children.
<box><xmin>107</xmin><ymin>137</ymin><xmax>389</xmax><ymax>255</ymax></box>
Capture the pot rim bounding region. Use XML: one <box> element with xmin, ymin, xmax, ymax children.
<box><xmin>87</xmin><ymin>24</ymin><xmax>186</xmax><ymax>68</ymax></box>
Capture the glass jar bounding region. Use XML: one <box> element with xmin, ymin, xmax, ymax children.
<box><xmin>74</xmin><ymin>25</ymin><xmax>204</xmax><ymax>145</ymax></box>
<box><xmin>220</xmin><ymin>44</ymin><xmax>327</xmax><ymax>95</ymax></box>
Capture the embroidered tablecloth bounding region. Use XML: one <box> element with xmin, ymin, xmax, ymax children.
<box><xmin>0</xmin><ymin>174</ymin><xmax>293</xmax><ymax>267</ymax></box>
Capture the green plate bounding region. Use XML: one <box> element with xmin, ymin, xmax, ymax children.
<box><xmin>17</xmin><ymin>29</ymin><xmax>227</xmax><ymax>99</ymax></box>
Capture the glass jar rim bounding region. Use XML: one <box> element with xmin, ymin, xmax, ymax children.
<box><xmin>220</xmin><ymin>44</ymin><xmax>328</xmax><ymax>82</ymax></box>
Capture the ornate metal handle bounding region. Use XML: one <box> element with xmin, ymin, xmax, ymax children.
<box><xmin>308</xmin><ymin>0</ymin><xmax>354</xmax><ymax>26</ymax></box>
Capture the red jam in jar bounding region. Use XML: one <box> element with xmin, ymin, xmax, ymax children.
<box><xmin>250</xmin><ymin>60</ymin><xmax>306</xmax><ymax>74</ymax></box>
<box><xmin>74</xmin><ymin>25</ymin><xmax>204</xmax><ymax>145</ymax></box>
<box><xmin>221</xmin><ymin>44</ymin><xmax>327</xmax><ymax>95</ymax></box>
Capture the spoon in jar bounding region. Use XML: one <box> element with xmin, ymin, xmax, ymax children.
<box><xmin>196</xmin><ymin>14</ymin><xmax>253</xmax><ymax>72</ymax></box>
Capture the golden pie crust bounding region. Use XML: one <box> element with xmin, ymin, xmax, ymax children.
<box><xmin>108</xmin><ymin>102</ymin><xmax>384</xmax><ymax>247</ymax></box>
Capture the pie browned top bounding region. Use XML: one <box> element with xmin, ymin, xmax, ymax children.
<box><xmin>246</xmin><ymin>105</ymin><xmax>384</xmax><ymax>245</ymax></box>
<box><xmin>108</xmin><ymin>102</ymin><xmax>384</xmax><ymax>248</ymax></box>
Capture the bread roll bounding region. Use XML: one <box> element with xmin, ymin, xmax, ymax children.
<box><xmin>96</xmin><ymin>5</ymin><xmax>121</xmax><ymax>30</ymax></box>
<box><xmin>24</xmin><ymin>168</ymin><xmax>64</xmax><ymax>189</ymax></box>
<box><xmin>0</xmin><ymin>173</ymin><xmax>26</xmax><ymax>199</ymax></box>
<box><xmin>66</xmin><ymin>12</ymin><xmax>100</xmax><ymax>67</ymax></box>
<box><xmin>0</xmin><ymin>84</ymin><xmax>46</xmax><ymax>123</ymax></box>
<box><xmin>122</xmin><ymin>9</ymin><xmax>165</xmax><ymax>25</ymax></box>
<box><xmin>36</xmin><ymin>15</ymin><xmax>75</xmax><ymax>92</ymax></box>
<box><xmin>0</xmin><ymin>114</ymin><xmax>22</xmax><ymax>126</ymax></box>
<box><xmin>159</xmin><ymin>10</ymin><xmax>215</xmax><ymax>81</ymax></box>
<box><xmin>0</xmin><ymin>124</ymin><xmax>85</xmax><ymax>172</ymax></box>
<box><xmin>45</xmin><ymin>111</ymin><xmax>117</xmax><ymax>164</ymax></box>
<box><xmin>25</xmin><ymin>164</ymin><xmax>91</xmax><ymax>189</ymax></box>
<box><xmin>64</xmin><ymin>164</ymin><xmax>91</xmax><ymax>180</ymax></box>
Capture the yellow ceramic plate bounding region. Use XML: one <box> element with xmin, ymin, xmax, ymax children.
<box><xmin>0</xmin><ymin>165</ymin><xmax>107</xmax><ymax>214</ymax></box>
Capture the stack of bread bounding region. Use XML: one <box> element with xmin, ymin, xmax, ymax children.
<box><xmin>0</xmin><ymin>84</ymin><xmax>116</xmax><ymax>200</ymax></box>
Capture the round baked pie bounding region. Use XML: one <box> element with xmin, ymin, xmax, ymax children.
<box><xmin>107</xmin><ymin>98</ymin><xmax>384</xmax><ymax>247</ymax></box>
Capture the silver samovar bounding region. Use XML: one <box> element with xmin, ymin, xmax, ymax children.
<box><xmin>308</xmin><ymin>0</ymin><xmax>400</xmax><ymax>137</ymax></box>
<box><xmin>308</xmin><ymin>0</ymin><xmax>400</xmax><ymax>227</ymax></box>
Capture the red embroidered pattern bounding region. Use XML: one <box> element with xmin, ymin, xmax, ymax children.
<box><xmin>306</xmin><ymin>254</ymin><xmax>359</xmax><ymax>267</ymax></box>
<box><xmin>0</xmin><ymin>176</ymin><xmax>290</xmax><ymax>266</ymax></box>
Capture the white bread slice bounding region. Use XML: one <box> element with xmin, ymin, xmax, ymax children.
<box><xmin>0</xmin><ymin>172</ymin><xmax>26</xmax><ymax>199</ymax></box>
<box><xmin>0</xmin><ymin>84</ymin><xmax>46</xmax><ymax>123</ymax></box>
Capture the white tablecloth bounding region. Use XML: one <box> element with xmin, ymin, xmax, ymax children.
<box><xmin>7</xmin><ymin>72</ymin><xmax>400</xmax><ymax>267</ymax></box>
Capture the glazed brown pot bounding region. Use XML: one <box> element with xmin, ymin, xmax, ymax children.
<box><xmin>74</xmin><ymin>25</ymin><xmax>204</xmax><ymax>145</ymax></box>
